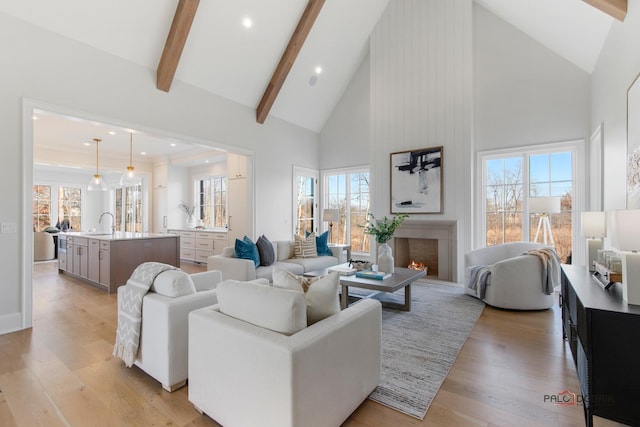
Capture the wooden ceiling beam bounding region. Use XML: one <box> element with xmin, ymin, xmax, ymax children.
<box><xmin>582</xmin><ymin>0</ymin><xmax>626</xmax><ymax>21</ymax></box>
<box><xmin>256</xmin><ymin>0</ymin><xmax>325</xmax><ymax>124</ymax></box>
<box><xmin>156</xmin><ymin>0</ymin><xmax>200</xmax><ymax>92</ymax></box>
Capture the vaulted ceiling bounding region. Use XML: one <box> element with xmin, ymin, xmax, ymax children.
<box><xmin>1</xmin><ymin>0</ymin><xmax>621</xmax><ymax>164</ymax></box>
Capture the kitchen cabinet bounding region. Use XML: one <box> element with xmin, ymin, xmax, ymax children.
<box><xmin>69</xmin><ymin>236</ymin><xmax>88</xmax><ymax>278</ymax></box>
<box><xmin>169</xmin><ymin>229</ymin><xmax>228</xmax><ymax>263</ymax></box>
<box><xmin>227</xmin><ymin>152</ymin><xmax>248</xmax><ymax>179</ymax></box>
<box><xmin>227</xmin><ymin>178</ymin><xmax>251</xmax><ymax>244</ymax></box>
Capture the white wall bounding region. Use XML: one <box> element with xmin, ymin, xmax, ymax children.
<box><xmin>591</xmin><ymin>0</ymin><xmax>640</xmax><ymax>214</ymax></box>
<box><xmin>370</xmin><ymin>0</ymin><xmax>473</xmax><ymax>281</ymax></box>
<box><xmin>320</xmin><ymin>54</ymin><xmax>371</xmax><ymax>169</ymax></box>
<box><xmin>0</xmin><ymin>12</ymin><xmax>320</xmax><ymax>334</ymax></box>
<box><xmin>474</xmin><ymin>4</ymin><xmax>591</xmax><ymax>151</ymax></box>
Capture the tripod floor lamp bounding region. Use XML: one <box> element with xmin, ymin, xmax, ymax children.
<box><xmin>323</xmin><ymin>209</ymin><xmax>340</xmax><ymax>244</ymax></box>
<box><xmin>529</xmin><ymin>197</ymin><xmax>561</xmax><ymax>246</ymax></box>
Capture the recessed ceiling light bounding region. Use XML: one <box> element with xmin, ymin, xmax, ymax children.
<box><xmin>141</xmin><ymin>152</ymin><xmax>147</xmax><ymax>156</ymax></box>
<box><xmin>170</xmin><ymin>143</ymin><xmax>176</xmax><ymax>147</ymax></box>
<box><xmin>108</xmin><ymin>131</ymin><xmax>116</xmax><ymax>135</ymax></box>
<box><xmin>242</xmin><ymin>17</ymin><xmax>252</xmax><ymax>28</ymax></box>
<box><xmin>32</xmin><ymin>116</ymin><xmax>38</xmax><ymax>120</ymax></box>
<box><xmin>83</xmin><ymin>142</ymin><xmax>91</xmax><ymax>146</ymax></box>
<box><xmin>315</xmin><ymin>66</ymin><xmax>323</xmax><ymax>74</ymax></box>
<box><xmin>205</xmin><ymin>160</ymin><xmax>209</xmax><ymax>163</ymax></box>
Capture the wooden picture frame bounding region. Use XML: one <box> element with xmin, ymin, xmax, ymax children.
<box><xmin>390</xmin><ymin>146</ymin><xmax>443</xmax><ymax>214</ymax></box>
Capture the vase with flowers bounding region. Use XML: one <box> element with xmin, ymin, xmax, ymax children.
<box><xmin>361</xmin><ymin>213</ymin><xmax>408</xmax><ymax>274</ymax></box>
<box><xmin>178</xmin><ymin>201</ymin><xmax>196</xmax><ymax>228</ymax></box>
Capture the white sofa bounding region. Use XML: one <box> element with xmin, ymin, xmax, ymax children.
<box><xmin>120</xmin><ymin>270</ymin><xmax>222</xmax><ymax>391</ymax></box>
<box><xmin>188</xmin><ymin>282</ymin><xmax>381</xmax><ymax>427</ymax></box>
<box><xmin>464</xmin><ymin>242</ymin><xmax>557</xmax><ymax>310</ymax></box>
<box><xmin>207</xmin><ymin>239</ymin><xmax>343</xmax><ymax>282</ymax></box>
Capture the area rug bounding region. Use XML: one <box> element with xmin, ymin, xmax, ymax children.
<box><xmin>366</xmin><ymin>281</ymin><xmax>485</xmax><ymax>419</ymax></box>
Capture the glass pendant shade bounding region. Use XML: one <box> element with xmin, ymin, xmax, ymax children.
<box><xmin>119</xmin><ymin>132</ymin><xmax>142</xmax><ymax>186</ymax></box>
<box><xmin>88</xmin><ymin>138</ymin><xmax>107</xmax><ymax>191</ymax></box>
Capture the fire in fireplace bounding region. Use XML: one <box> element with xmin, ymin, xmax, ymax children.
<box><xmin>408</xmin><ymin>260</ymin><xmax>428</xmax><ymax>273</ymax></box>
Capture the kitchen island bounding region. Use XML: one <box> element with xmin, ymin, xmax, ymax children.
<box><xmin>58</xmin><ymin>232</ymin><xmax>180</xmax><ymax>293</ymax></box>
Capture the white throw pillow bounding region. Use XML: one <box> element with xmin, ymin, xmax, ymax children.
<box><xmin>272</xmin><ymin>268</ymin><xmax>340</xmax><ymax>325</ymax></box>
<box><xmin>217</xmin><ymin>280</ymin><xmax>307</xmax><ymax>335</ymax></box>
<box><xmin>151</xmin><ymin>270</ymin><xmax>196</xmax><ymax>297</ymax></box>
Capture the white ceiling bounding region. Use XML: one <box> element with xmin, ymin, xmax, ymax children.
<box><xmin>5</xmin><ymin>0</ymin><xmax>615</xmax><ymax>168</ymax></box>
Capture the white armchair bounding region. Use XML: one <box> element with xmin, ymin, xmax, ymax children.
<box><xmin>188</xmin><ymin>281</ymin><xmax>382</xmax><ymax>427</ymax></box>
<box><xmin>120</xmin><ymin>269</ymin><xmax>222</xmax><ymax>391</ymax></box>
<box><xmin>464</xmin><ymin>242</ymin><xmax>557</xmax><ymax>310</ymax></box>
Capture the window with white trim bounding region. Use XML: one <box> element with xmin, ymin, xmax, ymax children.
<box><xmin>196</xmin><ymin>176</ymin><xmax>227</xmax><ymax>228</ymax></box>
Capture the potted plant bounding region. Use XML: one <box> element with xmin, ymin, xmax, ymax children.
<box><xmin>362</xmin><ymin>213</ymin><xmax>408</xmax><ymax>273</ymax></box>
<box><xmin>178</xmin><ymin>201</ymin><xmax>196</xmax><ymax>228</ymax></box>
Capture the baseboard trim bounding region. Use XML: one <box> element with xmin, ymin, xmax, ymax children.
<box><xmin>0</xmin><ymin>312</ymin><xmax>24</xmax><ymax>335</ymax></box>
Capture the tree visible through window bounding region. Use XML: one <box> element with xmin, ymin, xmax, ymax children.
<box><xmin>58</xmin><ymin>186</ymin><xmax>81</xmax><ymax>231</ymax></box>
<box><xmin>483</xmin><ymin>148</ymin><xmax>573</xmax><ymax>263</ymax></box>
<box><xmin>33</xmin><ymin>185</ymin><xmax>51</xmax><ymax>231</ymax></box>
<box><xmin>324</xmin><ymin>168</ymin><xmax>370</xmax><ymax>254</ymax></box>
<box><xmin>197</xmin><ymin>176</ymin><xmax>227</xmax><ymax>228</ymax></box>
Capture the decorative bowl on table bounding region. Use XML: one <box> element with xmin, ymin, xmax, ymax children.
<box><xmin>349</xmin><ymin>260</ymin><xmax>373</xmax><ymax>271</ymax></box>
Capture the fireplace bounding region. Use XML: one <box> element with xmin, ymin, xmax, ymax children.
<box><xmin>392</xmin><ymin>220</ymin><xmax>457</xmax><ymax>281</ymax></box>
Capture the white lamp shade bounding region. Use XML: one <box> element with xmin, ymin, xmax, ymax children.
<box><xmin>581</xmin><ymin>211</ymin><xmax>606</xmax><ymax>238</ymax></box>
<box><xmin>610</xmin><ymin>209</ymin><xmax>640</xmax><ymax>251</ymax></box>
<box><xmin>529</xmin><ymin>196</ymin><xmax>561</xmax><ymax>214</ymax></box>
<box><xmin>323</xmin><ymin>209</ymin><xmax>339</xmax><ymax>223</ymax></box>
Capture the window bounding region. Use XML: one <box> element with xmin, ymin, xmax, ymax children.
<box><xmin>114</xmin><ymin>185</ymin><xmax>142</xmax><ymax>232</ymax></box>
<box><xmin>293</xmin><ymin>167</ymin><xmax>318</xmax><ymax>237</ymax></box>
<box><xmin>58</xmin><ymin>186</ymin><xmax>82</xmax><ymax>231</ymax></box>
<box><xmin>323</xmin><ymin>167</ymin><xmax>370</xmax><ymax>254</ymax></box>
<box><xmin>33</xmin><ymin>185</ymin><xmax>51</xmax><ymax>231</ymax></box>
<box><xmin>480</xmin><ymin>143</ymin><xmax>579</xmax><ymax>263</ymax></box>
<box><xmin>197</xmin><ymin>176</ymin><xmax>227</xmax><ymax>228</ymax></box>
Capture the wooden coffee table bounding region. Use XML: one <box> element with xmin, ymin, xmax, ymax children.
<box><xmin>305</xmin><ymin>265</ymin><xmax>426</xmax><ymax>311</ymax></box>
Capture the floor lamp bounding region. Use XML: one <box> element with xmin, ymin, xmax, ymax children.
<box><xmin>611</xmin><ymin>209</ymin><xmax>640</xmax><ymax>305</ymax></box>
<box><xmin>581</xmin><ymin>211</ymin><xmax>606</xmax><ymax>272</ymax></box>
<box><xmin>529</xmin><ymin>197</ymin><xmax>561</xmax><ymax>246</ymax></box>
<box><xmin>323</xmin><ymin>209</ymin><xmax>339</xmax><ymax>244</ymax></box>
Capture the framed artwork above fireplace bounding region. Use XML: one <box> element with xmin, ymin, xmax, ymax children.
<box><xmin>390</xmin><ymin>146</ymin><xmax>443</xmax><ymax>214</ymax></box>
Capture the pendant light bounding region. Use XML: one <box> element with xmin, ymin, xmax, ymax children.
<box><xmin>88</xmin><ymin>138</ymin><xmax>107</xmax><ymax>191</ymax></box>
<box><xmin>119</xmin><ymin>132</ymin><xmax>142</xmax><ymax>186</ymax></box>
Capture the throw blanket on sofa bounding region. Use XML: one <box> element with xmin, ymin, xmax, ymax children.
<box><xmin>523</xmin><ymin>248</ymin><xmax>561</xmax><ymax>295</ymax></box>
<box><xmin>466</xmin><ymin>265</ymin><xmax>492</xmax><ymax>299</ymax></box>
<box><xmin>113</xmin><ymin>262</ymin><xmax>178</xmax><ymax>367</ymax></box>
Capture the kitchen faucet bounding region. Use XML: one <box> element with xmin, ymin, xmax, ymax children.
<box><xmin>99</xmin><ymin>212</ymin><xmax>115</xmax><ymax>234</ymax></box>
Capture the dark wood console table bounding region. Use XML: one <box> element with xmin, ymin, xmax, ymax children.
<box><xmin>561</xmin><ymin>264</ymin><xmax>640</xmax><ymax>426</ymax></box>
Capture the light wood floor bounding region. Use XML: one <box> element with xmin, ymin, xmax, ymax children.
<box><xmin>0</xmin><ymin>262</ymin><xmax>625</xmax><ymax>426</ymax></box>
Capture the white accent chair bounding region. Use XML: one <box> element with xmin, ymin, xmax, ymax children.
<box><xmin>464</xmin><ymin>242</ymin><xmax>556</xmax><ymax>310</ymax></box>
<box><xmin>188</xmin><ymin>281</ymin><xmax>382</xmax><ymax>427</ymax></box>
<box><xmin>120</xmin><ymin>270</ymin><xmax>222</xmax><ymax>392</ymax></box>
<box><xmin>34</xmin><ymin>231</ymin><xmax>55</xmax><ymax>261</ymax></box>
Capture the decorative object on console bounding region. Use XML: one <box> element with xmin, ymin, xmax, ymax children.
<box><xmin>323</xmin><ymin>208</ymin><xmax>339</xmax><ymax>243</ymax></box>
<box><xmin>119</xmin><ymin>132</ymin><xmax>142</xmax><ymax>186</ymax></box>
<box><xmin>362</xmin><ymin>213</ymin><xmax>408</xmax><ymax>274</ymax></box>
<box><xmin>87</xmin><ymin>138</ymin><xmax>107</xmax><ymax>191</ymax></box>
<box><xmin>581</xmin><ymin>211</ymin><xmax>606</xmax><ymax>272</ymax></box>
<box><xmin>178</xmin><ymin>201</ymin><xmax>196</xmax><ymax>228</ymax></box>
<box><xmin>349</xmin><ymin>259</ymin><xmax>372</xmax><ymax>271</ymax></box>
<box><xmin>610</xmin><ymin>209</ymin><xmax>640</xmax><ymax>305</ymax></box>
<box><xmin>529</xmin><ymin>196</ymin><xmax>561</xmax><ymax>245</ymax></box>
<box><xmin>391</xmin><ymin>146</ymin><xmax>443</xmax><ymax>214</ymax></box>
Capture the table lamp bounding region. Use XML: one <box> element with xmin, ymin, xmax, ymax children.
<box><xmin>610</xmin><ymin>209</ymin><xmax>640</xmax><ymax>305</ymax></box>
<box><xmin>323</xmin><ymin>209</ymin><xmax>339</xmax><ymax>244</ymax></box>
<box><xmin>529</xmin><ymin>197</ymin><xmax>561</xmax><ymax>245</ymax></box>
<box><xmin>581</xmin><ymin>211</ymin><xmax>606</xmax><ymax>272</ymax></box>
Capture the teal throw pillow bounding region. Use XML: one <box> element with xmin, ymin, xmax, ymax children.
<box><xmin>235</xmin><ymin>236</ymin><xmax>260</xmax><ymax>267</ymax></box>
<box><xmin>306</xmin><ymin>230</ymin><xmax>332</xmax><ymax>257</ymax></box>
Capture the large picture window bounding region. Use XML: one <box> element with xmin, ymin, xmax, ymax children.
<box><xmin>293</xmin><ymin>167</ymin><xmax>318</xmax><ymax>237</ymax></box>
<box><xmin>323</xmin><ymin>167</ymin><xmax>370</xmax><ymax>254</ymax></box>
<box><xmin>479</xmin><ymin>142</ymin><xmax>581</xmax><ymax>263</ymax></box>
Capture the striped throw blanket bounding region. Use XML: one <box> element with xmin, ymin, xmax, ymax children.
<box><xmin>524</xmin><ymin>248</ymin><xmax>561</xmax><ymax>295</ymax></box>
<box><xmin>466</xmin><ymin>265</ymin><xmax>492</xmax><ymax>299</ymax></box>
<box><xmin>113</xmin><ymin>262</ymin><xmax>178</xmax><ymax>367</ymax></box>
